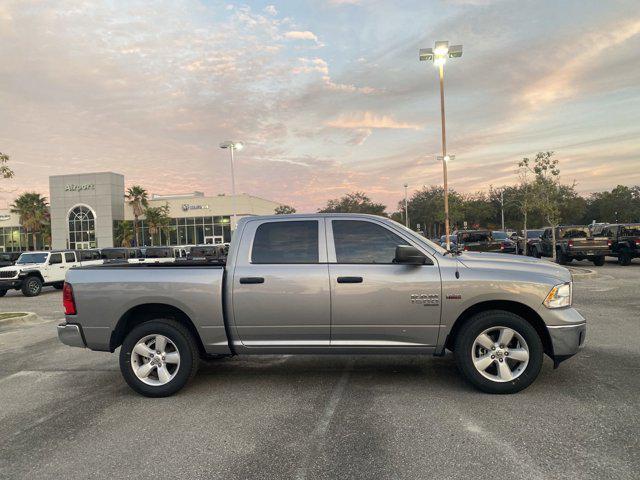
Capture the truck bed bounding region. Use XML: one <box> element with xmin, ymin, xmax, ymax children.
<box><xmin>66</xmin><ymin>264</ymin><xmax>230</xmax><ymax>354</ymax></box>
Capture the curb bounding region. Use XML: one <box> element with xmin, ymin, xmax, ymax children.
<box><xmin>0</xmin><ymin>312</ymin><xmax>40</xmax><ymax>327</ymax></box>
<box><xmin>567</xmin><ymin>266</ymin><xmax>597</xmax><ymax>278</ymax></box>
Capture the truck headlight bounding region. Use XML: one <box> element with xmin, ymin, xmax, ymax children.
<box><xmin>544</xmin><ymin>282</ymin><xmax>572</xmax><ymax>309</ymax></box>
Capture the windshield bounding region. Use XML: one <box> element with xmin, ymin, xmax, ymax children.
<box><xmin>492</xmin><ymin>231</ymin><xmax>508</xmax><ymax>240</ymax></box>
<box><xmin>16</xmin><ymin>253</ymin><xmax>48</xmax><ymax>264</ymax></box>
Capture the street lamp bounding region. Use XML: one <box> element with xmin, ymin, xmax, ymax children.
<box><xmin>420</xmin><ymin>41</ymin><xmax>463</xmax><ymax>251</ymax></box>
<box><xmin>219</xmin><ymin>140</ymin><xmax>244</xmax><ymax>231</ymax></box>
<box><xmin>403</xmin><ymin>183</ymin><xmax>409</xmax><ymax>228</ymax></box>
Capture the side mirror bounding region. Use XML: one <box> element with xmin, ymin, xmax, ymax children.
<box><xmin>394</xmin><ymin>245</ymin><xmax>430</xmax><ymax>265</ymax></box>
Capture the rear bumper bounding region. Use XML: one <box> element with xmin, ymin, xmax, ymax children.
<box><xmin>57</xmin><ymin>322</ymin><xmax>86</xmax><ymax>348</ymax></box>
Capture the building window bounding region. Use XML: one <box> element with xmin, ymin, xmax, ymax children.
<box><xmin>68</xmin><ymin>205</ymin><xmax>96</xmax><ymax>249</ymax></box>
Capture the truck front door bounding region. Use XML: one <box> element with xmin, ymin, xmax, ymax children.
<box><xmin>231</xmin><ymin>218</ymin><xmax>330</xmax><ymax>347</ymax></box>
<box><xmin>45</xmin><ymin>253</ymin><xmax>65</xmax><ymax>283</ymax></box>
<box><xmin>327</xmin><ymin>219</ymin><xmax>441</xmax><ymax>348</ymax></box>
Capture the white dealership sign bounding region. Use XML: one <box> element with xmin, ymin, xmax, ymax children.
<box><xmin>65</xmin><ymin>183</ymin><xmax>95</xmax><ymax>192</ymax></box>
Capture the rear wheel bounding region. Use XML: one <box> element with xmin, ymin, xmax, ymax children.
<box><xmin>454</xmin><ymin>310</ymin><xmax>543</xmax><ymax>394</ymax></box>
<box><xmin>592</xmin><ymin>256</ymin><xmax>605</xmax><ymax>266</ymax></box>
<box><xmin>21</xmin><ymin>276</ymin><xmax>42</xmax><ymax>297</ymax></box>
<box><xmin>556</xmin><ymin>250</ymin><xmax>569</xmax><ymax>265</ymax></box>
<box><xmin>119</xmin><ymin>318</ymin><xmax>199</xmax><ymax>397</ymax></box>
<box><xmin>618</xmin><ymin>253</ymin><xmax>631</xmax><ymax>266</ymax></box>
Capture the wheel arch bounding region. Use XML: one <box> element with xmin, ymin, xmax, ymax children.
<box><xmin>110</xmin><ymin>303</ymin><xmax>206</xmax><ymax>357</ymax></box>
<box><xmin>444</xmin><ymin>300</ymin><xmax>554</xmax><ymax>358</ymax></box>
<box><xmin>21</xmin><ymin>271</ymin><xmax>45</xmax><ymax>282</ymax></box>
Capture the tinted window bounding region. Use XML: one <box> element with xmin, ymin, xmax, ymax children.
<box><xmin>492</xmin><ymin>231</ymin><xmax>508</xmax><ymax>240</ymax></box>
<box><xmin>252</xmin><ymin>221</ymin><xmax>319</xmax><ymax>264</ymax></box>
<box><xmin>49</xmin><ymin>253</ymin><xmax>62</xmax><ymax>265</ymax></box>
<box><xmin>333</xmin><ymin>220</ymin><xmax>408</xmax><ymax>264</ymax></box>
<box><xmin>560</xmin><ymin>228</ymin><xmax>589</xmax><ymax>239</ymax></box>
<box><xmin>64</xmin><ymin>252</ymin><xmax>76</xmax><ymax>262</ymax></box>
<box><xmin>16</xmin><ymin>253</ymin><xmax>48</xmax><ymax>264</ymax></box>
<box><xmin>621</xmin><ymin>225</ymin><xmax>640</xmax><ymax>236</ymax></box>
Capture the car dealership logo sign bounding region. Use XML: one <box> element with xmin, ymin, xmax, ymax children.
<box><xmin>181</xmin><ymin>204</ymin><xmax>210</xmax><ymax>211</ymax></box>
<box><xmin>65</xmin><ymin>183</ymin><xmax>95</xmax><ymax>192</ymax></box>
<box><xmin>0</xmin><ymin>214</ymin><xmax>11</xmax><ymax>221</ymax></box>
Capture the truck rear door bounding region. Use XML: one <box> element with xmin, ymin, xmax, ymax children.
<box><xmin>231</xmin><ymin>218</ymin><xmax>330</xmax><ymax>347</ymax></box>
<box><xmin>326</xmin><ymin>218</ymin><xmax>441</xmax><ymax>348</ymax></box>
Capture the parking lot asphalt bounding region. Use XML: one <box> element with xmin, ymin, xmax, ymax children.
<box><xmin>1</xmin><ymin>258</ymin><xmax>639</xmax><ymax>480</ymax></box>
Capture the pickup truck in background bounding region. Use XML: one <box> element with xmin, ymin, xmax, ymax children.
<box><xmin>598</xmin><ymin>223</ymin><xmax>640</xmax><ymax>266</ymax></box>
<box><xmin>0</xmin><ymin>250</ymin><xmax>102</xmax><ymax>297</ymax></box>
<box><xmin>517</xmin><ymin>229</ymin><xmax>545</xmax><ymax>257</ymax></box>
<box><xmin>535</xmin><ymin>226</ymin><xmax>609</xmax><ymax>265</ymax></box>
<box><xmin>58</xmin><ymin>214</ymin><xmax>586</xmax><ymax>397</ymax></box>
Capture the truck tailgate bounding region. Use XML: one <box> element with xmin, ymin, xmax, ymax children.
<box><xmin>66</xmin><ymin>265</ymin><xmax>230</xmax><ymax>354</ymax></box>
<box><xmin>569</xmin><ymin>238</ymin><xmax>609</xmax><ymax>254</ymax></box>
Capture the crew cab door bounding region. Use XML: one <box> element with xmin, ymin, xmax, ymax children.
<box><xmin>231</xmin><ymin>218</ymin><xmax>330</xmax><ymax>347</ymax></box>
<box><xmin>327</xmin><ymin>219</ymin><xmax>441</xmax><ymax>347</ymax></box>
<box><xmin>44</xmin><ymin>253</ymin><xmax>65</xmax><ymax>283</ymax></box>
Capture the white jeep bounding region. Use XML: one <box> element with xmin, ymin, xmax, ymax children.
<box><xmin>0</xmin><ymin>250</ymin><xmax>102</xmax><ymax>297</ymax></box>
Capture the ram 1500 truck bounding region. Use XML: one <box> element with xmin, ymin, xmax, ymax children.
<box><xmin>535</xmin><ymin>226</ymin><xmax>609</xmax><ymax>265</ymax></box>
<box><xmin>58</xmin><ymin>214</ymin><xmax>586</xmax><ymax>397</ymax></box>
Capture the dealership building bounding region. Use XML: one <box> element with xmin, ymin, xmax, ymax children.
<box><xmin>0</xmin><ymin>172</ymin><xmax>283</xmax><ymax>251</ymax></box>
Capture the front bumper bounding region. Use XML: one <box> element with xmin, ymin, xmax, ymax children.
<box><xmin>543</xmin><ymin>307</ymin><xmax>586</xmax><ymax>363</ymax></box>
<box><xmin>57</xmin><ymin>322</ymin><xmax>86</xmax><ymax>348</ymax></box>
<box><xmin>0</xmin><ymin>278</ymin><xmax>21</xmax><ymax>290</ymax></box>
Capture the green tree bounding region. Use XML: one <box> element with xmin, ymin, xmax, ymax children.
<box><xmin>521</xmin><ymin>152</ymin><xmax>563</xmax><ymax>260</ymax></box>
<box><xmin>10</xmin><ymin>192</ymin><xmax>49</xmax><ymax>250</ymax></box>
<box><xmin>583</xmin><ymin>185</ymin><xmax>640</xmax><ymax>223</ymax></box>
<box><xmin>114</xmin><ymin>220</ymin><xmax>134</xmax><ymax>247</ymax></box>
<box><xmin>1</xmin><ymin>152</ymin><xmax>14</xmax><ymax>179</ymax></box>
<box><xmin>319</xmin><ymin>192</ymin><xmax>386</xmax><ymax>216</ymax></box>
<box><xmin>144</xmin><ymin>204</ymin><xmax>170</xmax><ymax>246</ymax></box>
<box><xmin>126</xmin><ymin>186</ymin><xmax>149</xmax><ymax>247</ymax></box>
<box><xmin>275</xmin><ymin>204</ymin><xmax>296</xmax><ymax>214</ymax></box>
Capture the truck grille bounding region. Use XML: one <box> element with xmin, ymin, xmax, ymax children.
<box><xmin>0</xmin><ymin>270</ymin><xmax>17</xmax><ymax>278</ymax></box>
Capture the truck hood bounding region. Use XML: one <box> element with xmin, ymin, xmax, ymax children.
<box><xmin>456</xmin><ymin>252</ymin><xmax>571</xmax><ymax>283</ymax></box>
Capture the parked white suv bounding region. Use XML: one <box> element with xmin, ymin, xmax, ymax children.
<box><xmin>0</xmin><ymin>250</ymin><xmax>102</xmax><ymax>297</ymax></box>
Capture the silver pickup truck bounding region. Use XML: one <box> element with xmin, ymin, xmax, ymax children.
<box><xmin>58</xmin><ymin>214</ymin><xmax>586</xmax><ymax>397</ymax></box>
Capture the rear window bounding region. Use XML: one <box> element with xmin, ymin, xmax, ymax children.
<box><xmin>560</xmin><ymin>228</ymin><xmax>589</xmax><ymax>239</ymax></box>
<box><xmin>252</xmin><ymin>221</ymin><xmax>319</xmax><ymax>264</ymax></box>
<box><xmin>64</xmin><ymin>252</ymin><xmax>76</xmax><ymax>262</ymax></box>
<box><xmin>621</xmin><ymin>225</ymin><xmax>640</xmax><ymax>236</ymax></box>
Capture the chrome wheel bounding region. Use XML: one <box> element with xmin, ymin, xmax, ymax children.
<box><xmin>131</xmin><ymin>334</ymin><xmax>180</xmax><ymax>386</ymax></box>
<box><xmin>471</xmin><ymin>326</ymin><xmax>529</xmax><ymax>383</ymax></box>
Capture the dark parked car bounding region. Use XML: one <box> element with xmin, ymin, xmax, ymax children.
<box><xmin>0</xmin><ymin>251</ymin><xmax>23</xmax><ymax>267</ymax></box>
<box><xmin>186</xmin><ymin>244</ymin><xmax>228</xmax><ymax>263</ymax></box>
<box><xmin>535</xmin><ymin>226</ymin><xmax>609</xmax><ymax>265</ymax></box>
<box><xmin>598</xmin><ymin>223</ymin><xmax>640</xmax><ymax>265</ymax></box>
<box><xmin>456</xmin><ymin>230</ymin><xmax>516</xmax><ymax>254</ymax></box>
<box><xmin>101</xmin><ymin>248</ymin><xmax>143</xmax><ymax>263</ymax></box>
<box><xmin>439</xmin><ymin>235</ymin><xmax>457</xmax><ymax>249</ymax></box>
<box><xmin>517</xmin><ymin>229</ymin><xmax>545</xmax><ymax>256</ymax></box>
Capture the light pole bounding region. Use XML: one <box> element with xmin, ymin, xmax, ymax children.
<box><xmin>403</xmin><ymin>183</ymin><xmax>409</xmax><ymax>228</ymax></box>
<box><xmin>501</xmin><ymin>190</ymin><xmax>505</xmax><ymax>231</ymax></box>
<box><xmin>420</xmin><ymin>41</ymin><xmax>462</xmax><ymax>251</ymax></box>
<box><xmin>219</xmin><ymin>140</ymin><xmax>244</xmax><ymax>231</ymax></box>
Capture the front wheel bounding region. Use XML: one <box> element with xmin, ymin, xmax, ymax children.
<box><xmin>556</xmin><ymin>251</ymin><xmax>569</xmax><ymax>265</ymax></box>
<box><xmin>21</xmin><ymin>276</ymin><xmax>42</xmax><ymax>297</ymax></box>
<box><xmin>454</xmin><ymin>310</ymin><xmax>543</xmax><ymax>394</ymax></box>
<box><xmin>119</xmin><ymin>319</ymin><xmax>200</xmax><ymax>397</ymax></box>
<box><xmin>592</xmin><ymin>256</ymin><xmax>605</xmax><ymax>266</ymax></box>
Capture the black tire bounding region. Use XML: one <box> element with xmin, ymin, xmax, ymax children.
<box><xmin>592</xmin><ymin>256</ymin><xmax>605</xmax><ymax>267</ymax></box>
<box><xmin>119</xmin><ymin>318</ymin><xmax>199</xmax><ymax>397</ymax></box>
<box><xmin>53</xmin><ymin>283</ymin><xmax>64</xmax><ymax>290</ymax></box>
<box><xmin>533</xmin><ymin>247</ymin><xmax>542</xmax><ymax>259</ymax></box>
<box><xmin>618</xmin><ymin>253</ymin><xmax>631</xmax><ymax>266</ymax></box>
<box><xmin>21</xmin><ymin>276</ymin><xmax>42</xmax><ymax>297</ymax></box>
<box><xmin>556</xmin><ymin>250</ymin><xmax>568</xmax><ymax>265</ymax></box>
<box><xmin>0</xmin><ymin>290</ymin><xmax>6</xmax><ymax>297</ymax></box>
<box><xmin>453</xmin><ymin>310</ymin><xmax>544</xmax><ymax>394</ymax></box>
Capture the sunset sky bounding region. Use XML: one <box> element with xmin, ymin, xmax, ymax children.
<box><xmin>1</xmin><ymin>0</ymin><xmax>639</xmax><ymax>212</ymax></box>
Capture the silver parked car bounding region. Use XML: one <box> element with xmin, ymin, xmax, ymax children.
<box><xmin>58</xmin><ymin>214</ymin><xmax>585</xmax><ymax>397</ymax></box>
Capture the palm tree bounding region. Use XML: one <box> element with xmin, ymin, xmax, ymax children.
<box><xmin>114</xmin><ymin>220</ymin><xmax>134</xmax><ymax>247</ymax></box>
<box><xmin>1</xmin><ymin>152</ymin><xmax>14</xmax><ymax>179</ymax></box>
<box><xmin>10</xmin><ymin>192</ymin><xmax>49</xmax><ymax>250</ymax></box>
<box><xmin>125</xmin><ymin>186</ymin><xmax>149</xmax><ymax>247</ymax></box>
<box><xmin>144</xmin><ymin>204</ymin><xmax>171</xmax><ymax>246</ymax></box>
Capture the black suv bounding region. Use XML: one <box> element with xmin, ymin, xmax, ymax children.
<box><xmin>598</xmin><ymin>223</ymin><xmax>640</xmax><ymax>266</ymax></box>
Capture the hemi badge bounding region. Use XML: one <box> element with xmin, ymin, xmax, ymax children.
<box><xmin>446</xmin><ymin>294</ymin><xmax>462</xmax><ymax>300</ymax></box>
